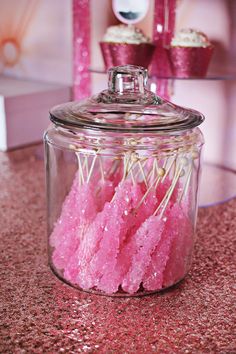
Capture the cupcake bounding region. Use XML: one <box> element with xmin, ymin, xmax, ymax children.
<box><xmin>100</xmin><ymin>24</ymin><xmax>155</xmax><ymax>70</ymax></box>
<box><xmin>167</xmin><ymin>28</ymin><xmax>214</xmax><ymax>78</ymax></box>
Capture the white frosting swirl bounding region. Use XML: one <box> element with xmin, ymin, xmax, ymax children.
<box><xmin>171</xmin><ymin>28</ymin><xmax>211</xmax><ymax>48</ymax></box>
<box><xmin>102</xmin><ymin>25</ymin><xmax>150</xmax><ymax>44</ymax></box>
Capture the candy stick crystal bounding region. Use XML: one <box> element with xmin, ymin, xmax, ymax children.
<box><xmin>64</xmin><ymin>153</ymin><xmax>135</xmax><ymax>287</ymax></box>
<box><xmin>121</xmin><ymin>214</ymin><xmax>166</xmax><ymax>294</ymax></box>
<box><xmin>98</xmin><ymin>183</ymin><xmax>158</xmax><ymax>294</ymax></box>
<box><xmin>68</xmin><ymin>180</ymin><xmax>142</xmax><ymax>289</ymax></box>
<box><xmin>143</xmin><ymin>213</ymin><xmax>174</xmax><ymax>291</ymax></box>
<box><xmin>117</xmin><ymin>156</ymin><xmax>191</xmax><ymax>293</ymax></box>
<box><xmin>143</xmin><ymin>202</ymin><xmax>192</xmax><ymax>291</ymax></box>
<box><xmin>162</xmin><ymin>203</ymin><xmax>193</xmax><ymax>288</ymax></box>
<box><xmin>51</xmin><ymin>149</ymin><xmax>108</xmax><ymax>273</ymax></box>
<box><xmin>51</xmin><ymin>179</ymin><xmax>97</xmax><ymax>271</ymax></box>
<box><xmin>89</xmin><ymin>182</ymin><xmax>144</xmax><ymax>291</ymax></box>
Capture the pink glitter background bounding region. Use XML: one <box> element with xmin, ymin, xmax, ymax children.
<box><xmin>0</xmin><ymin>144</ymin><xmax>235</xmax><ymax>353</ymax></box>
<box><xmin>73</xmin><ymin>0</ymin><xmax>91</xmax><ymax>100</ymax></box>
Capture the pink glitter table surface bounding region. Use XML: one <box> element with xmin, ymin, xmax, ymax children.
<box><xmin>0</xmin><ymin>145</ymin><xmax>235</xmax><ymax>354</ymax></box>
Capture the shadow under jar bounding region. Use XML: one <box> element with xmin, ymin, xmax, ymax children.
<box><xmin>44</xmin><ymin>65</ymin><xmax>204</xmax><ymax>297</ymax></box>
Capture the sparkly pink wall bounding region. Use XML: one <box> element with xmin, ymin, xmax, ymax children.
<box><xmin>73</xmin><ymin>0</ymin><xmax>91</xmax><ymax>100</ymax></box>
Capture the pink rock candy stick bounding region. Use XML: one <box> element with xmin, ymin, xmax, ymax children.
<box><xmin>64</xmin><ymin>201</ymin><xmax>110</xmax><ymax>286</ymax></box>
<box><xmin>143</xmin><ymin>206</ymin><xmax>178</xmax><ymax>291</ymax></box>
<box><xmin>50</xmin><ymin>173</ymin><xmax>79</xmax><ymax>249</ymax></box>
<box><xmin>97</xmin><ymin>186</ymin><xmax>158</xmax><ymax>294</ymax></box>
<box><xmin>122</xmin><ymin>215</ymin><xmax>166</xmax><ymax>294</ymax></box>
<box><xmin>63</xmin><ymin>164</ymin><xmax>120</xmax><ymax>284</ymax></box>
<box><xmin>156</xmin><ymin>178</ymin><xmax>179</xmax><ymax>206</ymax></box>
<box><xmin>95</xmin><ymin>180</ymin><xmax>115</xmax><ymax>212</ymax></box>
<box><xmin>52</xmin><ymin>159</ymin><xmax>119</xmax><ymax>279</ymax></box>
<box><xmin>68</xmin><ymin>181</ymin><xmax>141</xmax><ymax>290</ymax></box>
<box><xmin>94</xmin><ymin>182</ymin><xmax>145</xmax><ymax>293</ymax></box>
<box><xmin>92</xmin><ymin>159</ymin><xmax>122</xmax><ymax>211</ymax></box>
<box><xmin>51</xmin><ymin>178</ymin><xmax>97</xmax><ymax>270</ymax></box>
<box><xmin>162</xmin><ymin>203</ymin><xmax>193</xmax><ymax>287</ymax></box>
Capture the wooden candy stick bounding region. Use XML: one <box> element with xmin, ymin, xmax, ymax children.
<box><xmin>106</xmin><ymin>158</ymin><xmax>121</xmax><ymax>179</ymax></box>
<box><xmin>134</xmin><ymin>169</ymin><xmax>164</xmax><ymax>211</ymax></box>
<box><xmin>111</xmin><ymin>152</ymin><xmax>130</xmax><ymax>202</ymax></box>
<box><xmin>111</xmin><ymin>151</ymin><xmax>141</xmax><ymax>202</ymax></box>
<box><xmin>135</xmin><ymin>158</ymin><xmax>148</xmax><ymax>180</ymax></box>
<box><xmin>146</xmin><ymin>158</ymin><xmax>157</xmax><ymax>184</ymax></box>
<box><xmin>75</xmin><ymin>152</ymin><xmax>85</xmax><ymax>185</ymax></box>
<box><xmin>122</xmin><ymin>153</ymin><xmax>129</xmax><ymax>182</ymax></box>
<box><xmin>137</xmin><ymin>160</ymin><xmax>148</xmax><ymax>187</ymax></box>
<box><xmin>134</xmin><ymin>158</ymin><xmax>169</xmax><ymax>211</ymax></box>
<box><xmin>158</xmin><ymin>168</ymin><xmax>183</xmax><ymax>218</ymax></box>
<box><xmin>179</xmin><ymin>160</ymin><xmax>193</xmax><ymax>202</ymax></box>
<box><xmin>84</xmin><ymin>154</ymin><xmax>89</xmax><ymax>180</ymax></box>
<box><xmin>128</xmin><ymin>156</ymin><xmax>136</xmax><ymax>185</ymax></box>
<box><xmin>178</xmin><ymin>149</ymin><xmax>199</xmax><ymax>201</ymax></box>
<box><xmin>74</xmin><ymin>148</ymin><xmax>102</xmax><ymax>185</ymax></box>
<box><xmin>87</xmin><ymin>149</ymin><xmax>100</xmax><ymax>183</ymax></box>
<box><xmin>161</xmin><ymin>155</ymin><xmax>177</xmax><ymax>183</ymax></box>
<box><xmin>131</xmin><ymin>153</ymin><xmax>148</xmax><ymax>185</ymax></box>
<box><xmin>125</xmin><ymin>152</ymin><xmax>138</xmax><ymax>179</ymax></box>
<box><xmin>155</xmin><ymin>157</ymin><xmax>189</xmax><ymax>218</ymax></box>
<box><xmin>98</xmin><ymin>155</ymin><xmax>105</xmax><ymax>183</ymax></box>
<box><xmin>70</xmin><ymin>144</ymin><xmax>88</xmax><ymax>180</ymax></box>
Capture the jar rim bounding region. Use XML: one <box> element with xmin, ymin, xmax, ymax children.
<box><xmin>50</xmin><ymin>65</ymin><xmax>204</xmax><ymax>133</ymax></box>
<box><xmin>50</xmin><ymin>100</ymin><xmax>204</xmax><ymax>133</ymax></box>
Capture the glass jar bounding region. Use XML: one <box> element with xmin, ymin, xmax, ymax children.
<box><xmin>44</xmin><ymin>65</ymin><xmax>204</xmax><ymax>296</ymax></box>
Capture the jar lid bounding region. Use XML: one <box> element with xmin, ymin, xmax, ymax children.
<box><xmin>50</xmin><ymin>65</ymin><xmax>204</xmax><ymax>133</ymax></box>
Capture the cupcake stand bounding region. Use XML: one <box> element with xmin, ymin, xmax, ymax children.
<box><xmin>74</xmin><ymin>0</ymin><xmax>236</xmax><ymax>207</ymax></box>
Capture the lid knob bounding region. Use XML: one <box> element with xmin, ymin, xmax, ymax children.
<box><xmin>108</xmin><ymin>65</ymin><xmax>148</xmax><ymax>95</ymax></box>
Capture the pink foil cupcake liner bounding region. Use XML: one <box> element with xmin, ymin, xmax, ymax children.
<box><xmin>167</xmin><ymin>46</ymin><xmax>214</xmax><ymax>78</ymax></box>
<box><xmin>99</xmin><ymin>42</ymin><xmax>114</xmax><ymax>70</ymax></box>
<box><xmin>100</xmin><ymin>42</ymin><xmax>155</xmax><ymax>70</ymax></box>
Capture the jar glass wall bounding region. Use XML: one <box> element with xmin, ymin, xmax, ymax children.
<box><xmin>44</xmin><ymin>122</ymin><xmax>204</xmax><ymax>296</ymax></box>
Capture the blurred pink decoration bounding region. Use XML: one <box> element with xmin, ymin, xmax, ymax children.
<box><xmin>73</xmin><ymin>0</ymin><xmax>91</xmax><ymax>100</ymax></box>
<box><xmin>151</xmin><ymin>0</ymin><xmax>176</xmax><ymax>99</ymax></box>
<box><xmin>0</xmin><ymin>0</ymin><xmax>39</xmax><ymax>72</ymax></box>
